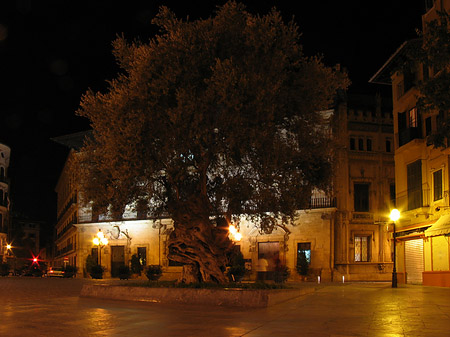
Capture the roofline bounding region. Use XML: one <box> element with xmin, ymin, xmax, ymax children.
<box><xmin>369</xmin><ymin>41</ymin><xmax>409</xmax><ymax>85</ymax></box>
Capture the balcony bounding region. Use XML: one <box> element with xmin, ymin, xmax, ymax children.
<box><xmin>309</xmin><ymin>197</ymin><xmax>336</xmax><ymax>209</ymax></box>
<box><xmin>56</xmin><ymin>244</ymin><xmax>73</xmax><ymax>257</ymax></box>
<box><xmin>398</xmin><ymin>127</ymin><xmax>422</xmax><ymax>147</ymax></box>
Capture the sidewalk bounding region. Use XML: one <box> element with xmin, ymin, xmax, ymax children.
<box><xmin>1</xmin><ymin>278</ymin><xmax>449</xmax><ymax>336</ymax></box>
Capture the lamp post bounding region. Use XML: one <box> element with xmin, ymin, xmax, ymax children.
<box><xmin>390</xmin><ymin>209</ymin><xmax>400</xmax><ymax>288</ymax></box>
<box><xmin>228</xmin><ymin>224</ymin><xmax>242</xmax><ymax>242</ymax></box>
<box><xmin>93</xmin><ymin>230</ymin><xmax>108</xmax><ymax>266</ymax></box>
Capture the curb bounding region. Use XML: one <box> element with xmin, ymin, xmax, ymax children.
<box><xmin>80</xmin><ymin>284</ymin><xmax>317</xmax><ymax>307</ymax></box>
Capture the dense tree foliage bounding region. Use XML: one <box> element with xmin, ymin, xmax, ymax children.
<box><xmin>408</xmin><ymin>10</ymin><xmax>450</xmax><ymax>147</ymax></box>
<box><xmin>76</xmin><ymin>1</ymin><xmax>349</xmax><ymax>283</ymax></box>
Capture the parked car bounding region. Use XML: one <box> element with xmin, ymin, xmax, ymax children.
<box><xmin>47</xmin><ymin>267</ymin><xmax>65</xmax><ymax>278</ymax></box>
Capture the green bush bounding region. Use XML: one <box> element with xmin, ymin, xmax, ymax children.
<box><xmin>118</xmin><ymin>265</ymin><xmax>131</xmax><ymax>280</ymax></box>
<box><xmin>63</xmin><ymin>265</ymin><xmax>77</xmax><ymax>278</ymax></box>
<box><xmin>227</xmin><ymin>250</ymin><xmax>246</xmax><ymax>282</ymax></box>
<box><xmin>85</xmin><ymin>254</ymin><xmax>97</xmax><ymax>274</ymax></box>
<box><xmin>130</xmin><ymin>254</ymin><xmax>143</xmax><ymax>275</ymax></box>
<box><xmin>296</xmin><ymin>251</ymin><xmax>309</xmax><ymax>277</ymax></box>
<box><xmin>274</xmin><ymin>264</ymin><xmax>290</xmax><ymax>284</ymax></box>
<box><xmin>0</xmin><ymin>263</ymin><xmax>9</xmax><ymax>276</ymax></box>
<box><xmin>145</xmin><ymin>265</ymin><xmax>162</xmax><ymax>281</ymax></box>
<box><xmin>90</xmin><ymin>264</ymin><xmax>104</xmax><ymax>279</ymax></box>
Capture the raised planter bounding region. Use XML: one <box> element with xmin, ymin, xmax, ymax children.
<box><xmin>80</xmin><ymin>284</ymin><xmax>317</xmax><ymax>307</ymax></box>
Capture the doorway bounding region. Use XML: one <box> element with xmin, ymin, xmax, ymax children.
<box><xmin>110</xmin><ymin>246</ymin><xmax>125</xmax><ymax>278</ymax></box>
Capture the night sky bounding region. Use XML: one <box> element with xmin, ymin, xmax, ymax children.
<box><xmin>0</xmin><ymin>0</ymin><xmax>424</xmax><ymax>243</ymax></box>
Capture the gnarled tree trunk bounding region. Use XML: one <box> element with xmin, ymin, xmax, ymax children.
<box><xmin>168</xmin><ymin>195</ymin><xmax>233</xmax><ymax>283</ymax></box>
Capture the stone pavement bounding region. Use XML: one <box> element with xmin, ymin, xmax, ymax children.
<box><xmin>0</xmin><ymin>277</ymin><xmax>449</xmax><ymax>336</ymax></box>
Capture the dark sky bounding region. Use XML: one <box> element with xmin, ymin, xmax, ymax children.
<box><xmin>0</xmin><ymin>0</ymin><xmax>424</xmax><ymax>241</ymax></box>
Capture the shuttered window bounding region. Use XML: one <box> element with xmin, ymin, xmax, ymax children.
<box><xmin>355</xmin><ymin>236</ymin><xmax>370</xmax><ymax>262</ymax></box>
<box><xmin>405</xmin><ymin>239</ymin><xmax>424</xmax><ymax>284</ymax></box>
<box><xmin>407</xmin><ymin>160</ymin><xmax>422</xmax><ymax>210</ymax></box>
<box><xmin>433</xmin><ymin>169</ymin><xmax>443</xmax><ymax>201</ymax></box>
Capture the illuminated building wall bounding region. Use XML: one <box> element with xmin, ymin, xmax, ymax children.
<box><xmin>370</xmin><ymin>0</ymin><xmax>450</xmax><ymax>287</ymax></box>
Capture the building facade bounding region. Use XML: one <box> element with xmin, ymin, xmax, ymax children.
<box><xmin>54</xmin><ymin>93</ymin><xmax>395</xmax><ymax>282</ymax></box>
<box><xmin>332</xmin><ymin>94</ymin><xmax>395</xmax><ymax>282</ymax></box>
<box><xmin>371</xmin><ymin>0</ymin><xmax>450</xmax><ymax>287</ymax></box>
<box><xmin>0</xmin><ymin>143</ymin><xmax>11</xmax><ymax>263</ymax></box>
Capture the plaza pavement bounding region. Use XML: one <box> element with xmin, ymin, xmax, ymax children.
<box><xmin>0</xmin><ymin>277</ymin><xmax>449</xmax><ymax>336</ymax></box>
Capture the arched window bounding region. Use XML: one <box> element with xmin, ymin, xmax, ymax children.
<box><xmin>0</xmin><ymin>167</ymin><xmax>4</xmax><ymax>180</ymax></box>
<box><xmin>0</xmin><ymin>189</ymin><xmax>3</xmax><ymax>206</ymax></box>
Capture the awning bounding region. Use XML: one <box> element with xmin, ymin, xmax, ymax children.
<box><xmin>424</xmin><ymin>214</ymin><xmax>450</xmax><ymax>237</ymax></box>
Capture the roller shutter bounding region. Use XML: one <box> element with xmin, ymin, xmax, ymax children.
<box><xmin>405</xmin><ymin>239</ymin><xmax>424</xmax><ymax>284</ymax></box>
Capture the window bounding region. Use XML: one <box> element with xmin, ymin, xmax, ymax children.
<box><xmin>0</xmin><ymin>167</ymin><xmax>4</xmax><ymax>180</ymax></box>
<box><xmin>137</xmin><ymin>247</ymin><xmax>147</xmax><ymax>266</ymax></box>
<box><xmin>407</xmin><ymin>160</ymin><xmax>422</xmax><ymax>210</ymax></box>
<box><xmin>354</xmin><ymin>236</ymin><xmax>370</xmax><ymax>262</ymax></box>
<box><xmin>390</xmin><ymin>184</ymin><xmax>396</xmax><ymax>207</ymax></box>
<box><xmin>398</xmin><ymin>111</ymin><xmax>406</xmax><ymax>130</ymax></box>
<box><xmin>366</xmin><ymin>139</ymin><xmax>372</xmax><ymax>152</ymax></box>
<box><xmin>350</xmin><ymin>138</ymin><xmax>355</xmax><ymax>150</ymax></box>
<box><xmin>397</xmin><ymin>82</ymin><xmax>404</xmax><ymax>100</ymax></box>
<box><xmin>404</xmin><ymin>69</ymin><xmax>415</xmax><ymax>93</ymax></box>
<box><xmin>409</xmin><ymin>107</ymin><xmax>418</xmax><ymax>128</ymax></box>
<box><xmin>425</xmin><ymin>117</ymin><xmax>432</xmax><ymax>136</ymax></box>
<box><xmin>386</xmin><ymin>139</ymin><xmax>391</xmax><ymax>153</ymax></box>
<box><xmin>433</xmin><ymin>170</ymin><xmax>443</xmax><ymax>201</ymax></box>
<box><xmin>297</xmin><ymin>242</ymin><xmax>311</xmax><ymax>264</ymax></box>
<box><xmin>354</xmin><ymin>183</ymin><xmax>369</xmax><ymax>212</ymax></box>
<box><xmin>358</xmin><ymin>138</ymin><xmax>364</xmax><ymax>151</ymax></box>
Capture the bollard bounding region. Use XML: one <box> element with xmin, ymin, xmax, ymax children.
<box><xmin>342</xmin><ymin>275</ymin><xmax>345</xmax><ymax>283</ymax></box>
<box><xmin>317</xmin><ymin>276</ymin><xmax>321</xmax><ymax>284</ymax></box>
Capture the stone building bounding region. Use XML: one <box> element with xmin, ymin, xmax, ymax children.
<box><xmin>53</xmin><ymin>92</ymin><xmax>395</xmax><ymax>282</ymax></box>
<box><xmin>0</xmin><ymin>143</ymin><xmax>11</xmax><ymax>263</ymax></box>
<box><xmin>370</xmin><ymin>0</ymin><xmax>450</xmax><ymax>287</ymax></box>
<box><xmin>331</xmin><ymin>93</ymin><xmax>395</xmax><ymax>281</ymax></box>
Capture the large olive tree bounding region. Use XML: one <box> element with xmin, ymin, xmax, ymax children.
<box><xmin>76</xmin><ymin>1</ymin><xmax>349</xmax><ymax>283</ymax></box>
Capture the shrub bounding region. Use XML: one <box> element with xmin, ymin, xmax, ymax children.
<box><xmin>130</xmin><ymin>254</ymin><xmax>143</xmax><ymax>275</ymax></box>
<box><xmin>145</xmin><ymin>265</ymin><xmax>162</xmax><ymax>281</ymax></box>
<box><xmin>85</xmin><ymin>254</ymin><xmax>97</xmax><ymax>274</ymax></box>
<box><xmin>274</xmin><ymin>264</ymin><xmax>290</xmax><ymax>284</ymax></box>
<box><xmin>0</xmin><ymin>263</ymin><xmax>9</xmax><ymax>276</ymax></box>
<box><xmin>63</xmin><ymin>265</ymin><xmax>77</xmax><ymax>278</ymax></box>
<box><xmin>227</xmin><ymin>250</ymin><xmax>246</xmax><ymax>282</ymax></box>
<box><xmin>296</xmin><ymin>251</ymin><xmax>309</xmax><ymax>277</ymax></box>
<box><xmin>118</xmin><ymin>265</ymin><xmax>131</xmax><ymax>280</ymax></box>
<box><xmin>90</xmin><ymin>264</ymin><xmax>104</xmax><ymax>279</ymax></box>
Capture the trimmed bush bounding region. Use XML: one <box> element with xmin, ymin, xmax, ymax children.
<box><xmin>145</xmin><ymin>265</ymin><xmax>162</xmax><ymax>281</ymax></box>
<box><xmin>118</xmin><ymin>265</ymin><xmax>131</xmax><ymax>280</ymax></box>
<box><xmin>0</xmin><ymin>263</ymin><xmax>9</xmax><ymax>276</ymax></box>
<box><xmin>90</xmin><ymin>264</ymin><xmax>104</xmax><ymax>279</ymax></box>
<box><xmin>296</xmin><ymin>251</ymin><xmax>309</xmax><ymax>277</ymax></box>
<box><xmin>274</xmin><ymin>264</ymin><xmax>290</xmax><ymax>284</ymax></box>
<box><xmin>130</xmin><ymin>254</ymin><xmax>143</xmax><ymax>275</ymax></box>
<box><xmin>227</xmin><ymin>250</ymin><xmax>246</xmax><ymax>282</ymax></box>
<box><xmin>63</xmin><ymin>265</ymin><xmax>77</xmax><ymax>278</ymax></box>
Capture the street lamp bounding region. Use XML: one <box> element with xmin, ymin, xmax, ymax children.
<box><xmin>390</xmin><ymin>209</ymin><xmax>400</xmax><ymax>288</ymax></box>
<box><xmin>228</xmin><ymin>224</ymin><xmax>242</xmax><ymax>242</ymax></box>
<box><xmin>93</xmin><ymin>230</ymin><xmax>108</xmax><ymax>266</ymax></box>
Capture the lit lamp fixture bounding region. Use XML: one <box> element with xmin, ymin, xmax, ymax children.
<box><xmin>228</xmin><ymin>224</ymin><xmax>242</xmax><ymax>242</ymax></box>
<box><xmin>390</xmin><ymin>208</ymin><xmax>400</xmax><ymax>288</ymax></box>
<box><xmin>93</xmin><ymin>230</ymin><xmax>108</xmax><ymax>266</ymax></box>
